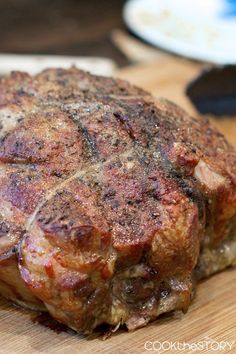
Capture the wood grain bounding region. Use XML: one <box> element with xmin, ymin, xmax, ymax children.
<box><xmin>0</xmin><ymin>269</ymin><xmax>235</xmax><ymax>354</ymax></box>
<box><xmin>0</xmin><ymin>58</ymin><xmax>236</xmax><ymax>353</ymax></box>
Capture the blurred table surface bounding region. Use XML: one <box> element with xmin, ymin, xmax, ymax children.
<box><xmin>0</xmin><ymin>0</ymin><xmax>128</xmax><ymax>66</ymax></box>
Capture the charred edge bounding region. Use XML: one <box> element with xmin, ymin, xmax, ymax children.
<box><xmin>157</xmin><ymin>143</ymin><xmax>205</xmax><ymax>212</ymax></box>
<box><xmin>113</xmin><ymin>112</ymin><xmax>136</xmax><ymax>141</ymax></box>
<box><xmin>68</xmin><ymin>111</ymin><xmax>99</xmax><ymax>160</ymax></box>
<box><xmin>80</xmin><ymin>125</ymin><xmax>99</xmax><ymax>160</ymax></box>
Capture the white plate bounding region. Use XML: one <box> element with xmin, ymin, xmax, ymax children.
<box><xmin>124</xmin><ymin>0</ymin><xmax>236</xmax><ymax>64</ymax></box>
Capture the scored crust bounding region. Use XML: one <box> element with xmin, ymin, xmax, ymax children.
<box><xmin>0</xmin><ymin>68</ymin><xmax>235</xmax><ymax>333</ymax></box>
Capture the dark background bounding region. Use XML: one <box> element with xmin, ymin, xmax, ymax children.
<box><xmin>0</xmin><ymin>0</ymin><xmax>128</xmax><ymax>65</ymax></box>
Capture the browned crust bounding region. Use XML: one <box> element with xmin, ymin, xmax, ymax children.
<box><xmin>0</xmin><ymin>68</ymin><xmax>235</xmax><ymax>333</ymax></box>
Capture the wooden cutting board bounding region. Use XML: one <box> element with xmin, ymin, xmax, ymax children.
<box><xmin>0</xmin><ymin>58</ymin><xmax>236</xmax><ymax>354</ymax></box>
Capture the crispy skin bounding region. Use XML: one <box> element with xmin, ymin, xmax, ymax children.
<box><xmin>0</xmin><ymin>68</ymin><xmax>235</xmax><ymax>333</ymax></box>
